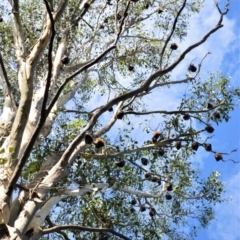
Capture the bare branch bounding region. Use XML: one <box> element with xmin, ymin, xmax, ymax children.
<box><xmin>5</xmin><ymin>3</ymin><xmax>234</xmax><ymax>238</ymax></box>
<box><xmin>74</xmin><ymin>0</ymin><xmax>95</xmax><ymax>23</ymax></box>
<box><xmin>46</xmin><ymin>45</ymin><xmax>116</xmax><ymax>116</ymax></box>
<box><xmin>12</xmin><ymin>0</ymin><xmax>26</xmax><ymax>61</ymax></box>
<box><xmin>41</xmin><ymin>224</ymin><xmax>131</xmax><ymax>240</ymax></box>
<box><xmin>42</xmin><ymin>0</ymin><xmax>55</xmax><ymax>114</ymax></box>
<box><xmin>221</xmin><ymin>158</ymin><xmax>239</xmax><ymax>164</ymax></box>
<box><xmin>45</xmin><ymin>216</ymin><xmax>71</xmax><ymax>240</ymax></box>
<box><xmin>0</xmin><ymin>51</ymin><xmax>16</xmax><ymax>116</ymax></box>
<box><xmin>159</xmin><ymin>0</ymin><xmax>187</xmax><ymax>68</ymax></box>
<box><xmin>54</xmin><ymin>0</ymin><xmax>69</xmax><ymax>22</ymax></box>
<box><xmin>35</xmin><ymin>11</ymin><xmax>224</xmax><ymax>199</ymax></box>
<box><xmin>27</xmin><ymin>14</ymin><xmax>52</xmax><ymax>65</ymax></box>
<box><xmin>113</xmin><ymin>1</ymin><xmax>131</xmax><ymax>45</ymax></box>
<box><xmin>95</xmin><ymin>8</ymin><xmax>227</xmax><ymax>118</ymax></box>
<box><xmin>79</xmin><ymin>139</ymin><xmax>175</xmax><ymax>160</ymax></box>
<box><xmin>6</xmin><ymin>0</ymin><xmax>55</xmax><ymax>196</ymax></box>
<box><xmin>163</xmin><ymin>19</ymin><xmax>224</xmax><ymax>75</ymax></box>
<box><xmin>124</xmin><ymin>106</ymin><xmax>221</xmax><ymax>116</ymax></box>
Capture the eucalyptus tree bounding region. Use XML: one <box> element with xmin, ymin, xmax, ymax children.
<box><xmin>0</xmin><ymin>0</ymin><xmax>239</xmax><ymax>239</ymax></box>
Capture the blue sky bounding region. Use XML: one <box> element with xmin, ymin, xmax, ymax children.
<box><xmin>191</xmin><ymin>1</ymin><xmax>240</xmax><ymax>239</ymax></box>
<box><xmin>2</xmin><ymin>0</ymin><xmax>237</xmax><ymax>238</ymax></box>
<box><xmin>63</xmin><ymin>1</ymin><xmax>240</xmax><ymax>239</ymax></box>
<box><xmin>88</xmin><ymin>2</ymin><xmax>240</xmax><ymax>239</ymax></box>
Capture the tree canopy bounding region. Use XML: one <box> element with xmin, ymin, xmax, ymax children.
<box><xmin>0</xmin><ymin>0</ymin><xmax>239</xmax><ymax>239</ymax></box>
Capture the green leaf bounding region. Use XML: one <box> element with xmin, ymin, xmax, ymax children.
<box><xmin>0</xmin><ymin>148</ymin><xmax>5</xmax><ymax>154</ymax></box>
<box><xmin>0</xmin><ymin>158</ymin><xmax>7</xmax><ymax>165</ymax></box>
<box><xmin>9</xmin><ymin>147</ymin><xmax>15</xmax><ymax>153</ymax></box>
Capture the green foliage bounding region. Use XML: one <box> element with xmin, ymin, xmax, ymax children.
<box><xmin>0</xmin><ymin>0</ymin><xmax>238</xmax><ymax>239</ymax></box>
<box><xmin>0</xmin><ymin>157</ymin><xmax>7</xmax><ymax>165</ymax></box>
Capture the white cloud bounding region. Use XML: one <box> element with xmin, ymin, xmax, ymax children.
<box><xmin>165</xmin><ymin>4</ymin><xmax>239</xmax><ymax>239</ymax></box>
<box><xmin>172</xmin><ymin>1</ymin><xmax>236</xmax><ymax>78</ymax></box>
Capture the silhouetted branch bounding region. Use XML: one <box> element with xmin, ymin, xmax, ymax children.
<box><xmin>45</xmin><ymin>216</ymin><xmax>71</xmax><ymax>240</ymax></box>
<box><xmin>41</xmin><ymin>224</ymin><xmax>130</xmax><ymax>240</ymax></box>
<box><xmin>159</xmin><ymin>0</ymin><xmax>187</xmax><ymax>68</ymax></box>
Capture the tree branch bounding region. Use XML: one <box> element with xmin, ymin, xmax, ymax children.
<box><xmin>6</xmin><ymin>0</ymin><xmax>55</xmax><ymax>197</ymax></box>
<box><xmin>32</xmin><ymin>11</ymin><xmax>225</xmax><ymax>205</ymax></box>
<box><xmin>42</xmin><ymin>0</ymin><xmax>55</xmax><ymax>116</ymax></box>
<box><xmin>80</xmin><ymin>129</ymin><xmax>205</xmax><ymax>160</ymax></box>
<box><xmin>12</xmin><ymin>0</ymin><xmax>26</xmax><ymax>61</ymax></box>
<box><xmin>8</xmin><ymin>3</ymin><xmax>230</xmax><ymax>238</ymax></box>
<box><xmin>46</xmin><ymin>45</ymin><xmax>116</xmax><ymax>116</ymax></box>
<box><xmin>0</xmin><ymin>52</ymin><xmax>15</xmax><ymax>107</ymax></box>
<box><xmin>45</xmin><ymin>216</ymin><xmax>71</xmax><ymax>240</ymax></box>
<box><xmin>124</xmin><ymin>101</ymin><xmax>225</xmax><ymax>116</ymax></box>
<box><xmin>53</xmin><ymin>0</ymin><xmax>69</xmax><ymax>22</ymax></box>
<box><xmin>0</xmin><ymin>51</ymin><xmax>16</xmax><ymax>126</ymax></box>
<box><xmin>6</xmin><ymin>0</ymin><xmax>60</xmax><ymax>164</ymax></box>
<box><xmin>41</xmin><ymin>224</ymin><xmax>130</xmax><ymax>240</ymax></box>
<box><xmin>159</xmin><ymin>0</ymin><xmax>187</xmax><ymax>69</ymax></box>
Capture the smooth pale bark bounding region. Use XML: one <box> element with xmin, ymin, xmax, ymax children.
<box><xmin>28</xmin><ymin>180</ymin><xmax>168</xmax><ymax>234</ymax></box>
<box><xmin>0</xmin><ymin>0</ymin><xmax>69</xmax><ymax>235</ymax></box>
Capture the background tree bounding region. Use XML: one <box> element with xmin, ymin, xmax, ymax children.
<box><xmin>0</xmin><ymin>0</ymin><xmax>239</xmax><ymax>239</ymax></box>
